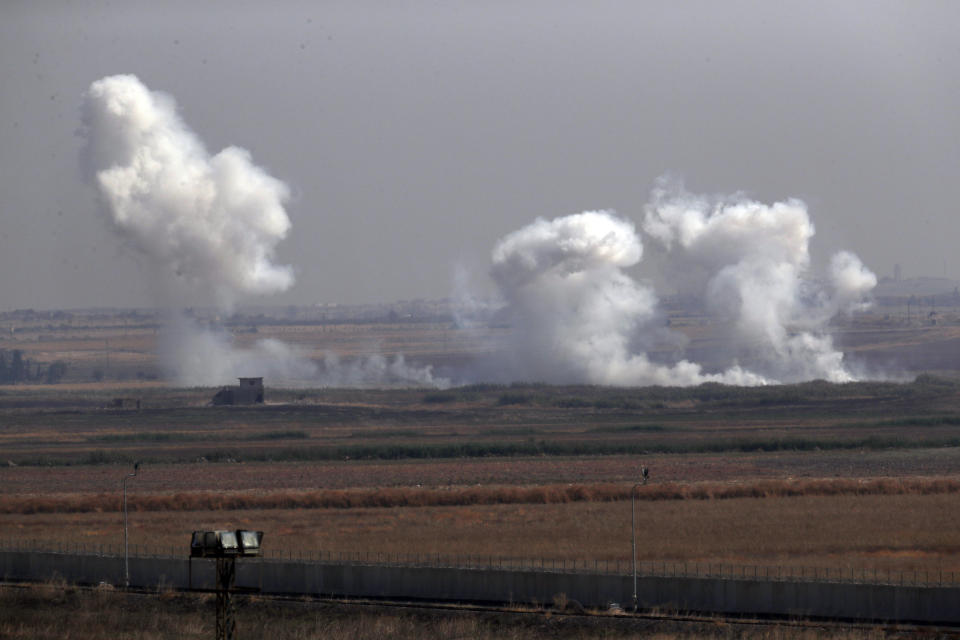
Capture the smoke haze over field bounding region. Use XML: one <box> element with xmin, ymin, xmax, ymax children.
<box><xmin>5</xmin><ymin>3</ymin><xmax>954</xmax><ymax>386</ymax></box>
<box><xmin>82</xmin><ymin>74</ymin><xmax>444</xmax><ymax>387</ymax></box>
<box><xmin>642</xmin><ymin>182</ymin><xmax>876</xmax><ymax>382</ymax></box>
<box><xmin>484</xmin><ymin>189</ymin><xmax>876</xmax><ymax>386</ymax></box>
<box><xmin>81</xmin><ymin>74</ymin><xmax>311</xmax><ymax>385</ymax></box>
<box><xmin>79</xmin><ymin>75</ymin><xmax>878</xmax><ymax>389</ymax></box>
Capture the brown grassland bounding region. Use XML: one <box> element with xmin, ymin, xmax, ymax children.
<box><xmin>0</xmin><ymin>583</ymin><xmax>895</xmax><ymax>640</ymax></box>
<box><xmin>4</xmin><ymin>315</ymin><xmax>960</xmax><ymax>587</ymax></box>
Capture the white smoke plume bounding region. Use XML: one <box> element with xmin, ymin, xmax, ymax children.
<box><xmin>643</xmin><ymin>181</ymin><xmax>877</xmax><ymax>383</ymax></box>
<box><xmin>316</xmin><ymin>353</ymin><xmax>450</xmax><ymax>389</ymax></box>
<box><xmin>489</xmin><ymin>211</ymin><xmax>765</xmax><ymax>386</ymax></box>
<box><xmin>160</xmin><ymin>317</ymin><xmax>319</xmax><ymax>387</ymax></box>
<box><xmin>80</xmin><ymin>74</ymin><xmax>293</xmax><ymax>309</ymax></box>
<box><xmin>81</xmin><ymin>74</ymin><xmax>441</xmax><ymax>388</ymax></box>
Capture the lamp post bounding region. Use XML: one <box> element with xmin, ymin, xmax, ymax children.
<box><xmin>631</xmin><ymin>466</ymin><xmax>649</xmax><ymax>612</ymax></box>
<box><xmin>122</xmin><ymin>461</ymin><xmax>140</xmax><ymax>588</ymax></box>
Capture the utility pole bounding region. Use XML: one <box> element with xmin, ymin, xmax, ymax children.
<box><xmin>216</xmin><ymin>557</ymin><xmax>237</xmax><ymax>640</ymax></box>
<box><xmin>122</xmin><ymin>462</ymin><xmax>140</xmax><ymax>587</ymax></box>
<box><xmin>631</xmin><ymin>466</ymin><xmax>649</xmax><ymax>611</ymax></box>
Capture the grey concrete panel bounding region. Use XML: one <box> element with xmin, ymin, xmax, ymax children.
<box><xmin>4</xmin><ymin>551</ymin><xmax>960</xmax><ymax>624</ymax></box>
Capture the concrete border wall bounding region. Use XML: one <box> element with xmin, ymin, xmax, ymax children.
<box><xmin>3</xmin><ymin>550</ymin><xmax>959</xmax><ymax>624</ymax></box>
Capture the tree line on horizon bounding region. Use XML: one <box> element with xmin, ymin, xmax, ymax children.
<box><xmin>0</xmin><ymin>349</ymin><xmax>67</xmax><ymax>385</ymax></box>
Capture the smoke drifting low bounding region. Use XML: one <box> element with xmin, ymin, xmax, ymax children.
<box><xmin>488</xmin><ymin>211</ymin><xmax>763</xmax><ymax>386</ymax></box>
<box><xmin>644</xmin><ymin>182</ymin><xmax>876</xmax><ymax>383</ymax></box>
<box><xmin>484</xmin><ymin>184</ymin><xmax>876</xmax><ymax>386</ymax></box>
<box><xmin>162</xmin><ymin>316</ymin><xmax>447</xmax><ymax>388</ymax></box>
<box><xmin>80</xmin><ymin>75</ymin><xmax>876</xmax><ymax>390</ymax></box>
<box><xmin>156</xmin><ymin>315</ymin><xmax>316</xmax><ymax>386</ymax></box>
<box><xmin>81</xmin><ymin>74</ymin><xmax>441</xmax><ymax>388</ymax></box>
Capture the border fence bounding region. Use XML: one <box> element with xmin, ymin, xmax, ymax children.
<box><xmin>2</xmin><ymin>538</ymin><xmax>958</xmax><ymax>589</ymax></box>
<box><xmin>5</xmin><ymin>543</ymin><xmax>960</xmax><ymax>623</ymax></box>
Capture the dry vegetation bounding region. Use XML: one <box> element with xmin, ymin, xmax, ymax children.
<box><xmin>0</xmin><ymin>583</ymin><xmax>902</xmax><ymax>639</ymax></box>
<box><xmin>5</xmin><ymin>476</ymin><xmax>960</xmax><ymax>515</ymax></box>
<box><xmin>4</xmin><ymin>316</ymin><xmax>960</xmax><ymax>587</ymax></box>
<box><xmin>6</xmin><ymin>493</ymin><xmax>960</xmax><ymax>576</ymax></box>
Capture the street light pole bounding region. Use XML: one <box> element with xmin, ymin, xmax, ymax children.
<box><xmin>122</xmin><ymin>462</ymin><xmax>140</xmax><ymax>588</ymax></box>
<box><xmin>631</xmin><ymin>466</ymin><xmax>649</xmax><ymax>612</ymax></box>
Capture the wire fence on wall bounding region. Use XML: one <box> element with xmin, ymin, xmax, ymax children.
<box><xmin>1</xmin><ymin>538</ymin><xmax>956</xmax><ymax>588</ymax></box>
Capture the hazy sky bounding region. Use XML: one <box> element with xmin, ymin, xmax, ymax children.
<box><xmin>1</xmin><ymin>0</ymin><xmax>958</xmax><ymax>311</ymax></box>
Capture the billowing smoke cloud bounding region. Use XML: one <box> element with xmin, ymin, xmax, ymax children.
<box><xmin>80</xmin><ymin>75</ymin><xmax>875</xmax><ymax>390</ymax></box>
<box><xmin>82</xmin><ymin>74</ymin><xmax>440</xmax><ymax>388</ymax></box>
<box><xmin>642</xmin><ymin>181</ymin><xmax>876</xmax><ymax>383</ymax></box>
<box><xmin>489</xmin><ymin>211</ymin><xmax>765</xmax><ymax>386</ymax></box>
<box><xmin>316</xmin><ymin>353</ymin><xmax>449</xmax><ymax>388</ymax></box>
<box><xmin>81</xmin><ymin>74</ymin><xmax>293</xmax><ymax>309</ymax></box>
<box><xmin>485</xmin><ymin>184</ymin><xmax>876</xmax><ymax>386</ymax></box>
<box><xmin>160</xmin><ymin>316</ymin><xmax>319</xmax><ymax>386</ymax></box>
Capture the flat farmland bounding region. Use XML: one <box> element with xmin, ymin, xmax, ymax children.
<box><xmin>4</xmin><ymin>312</ymin><xmax>960</xmax><ymax>581</ymax></box>
<box><xmin>6</xmin><ymin>494</ymin><xmax>960</xmax><ymax>576</ymax></box>
<box><xmin>7</xmin><ymin>309</ymin><xmax>960</xmax><ymax>384</ymax></box>
<box><xmin>4</xmin><ymin>375</ymin><xmax>960</xmax><ymax>578</ymax></box>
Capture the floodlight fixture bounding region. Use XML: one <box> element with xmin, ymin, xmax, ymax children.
<box><xmin>189</xmin><ymin>529</ymin><xmax>264</xmax><ymax>640</ymax></box>
<box><xmin>238</xmin><ymin>530</ymin><xmax>263</xmax><ymax>556</ymax></box>
<box><xmin>190</xmin><ymin>529</ymin><xmax>263</xmax><ymax>558</ymax></box>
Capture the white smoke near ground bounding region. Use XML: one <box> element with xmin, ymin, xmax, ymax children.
<box><xmin>483</xmin><ymin>183</ymin><xmax>876</xmax><ymax>387</ymax></box>
<box><xmin>316</xmin><ymin>353</ymin><xmax>450</xmax><ymax>389</ymax></box>
<box><xmin>642</xmin><ymin>180</ymin><xmax>877</xmax><ymax>383</ymax></box>
<box><xmin>160</xmin><ymin>319</ymin><xmax>448</xmax><ymax>388</ymax></box>
<box><xmin>79</xmin><ymin>75</ymin><xmax>876</xmax><ymax>390</ymax></box>
<box><xmin>160</xmin><ymin>316</ymin><xmax>319</xmax><ymax>387</ymax></box>
<box><xmin>488</xmin><ymin>211</ymin><xmax>766</xmax><ymax>386</ymax></box>
<box><xmin>81</xmin><ymin>74</ymin><xmax>440</xmax><ymax>388</ymax></box>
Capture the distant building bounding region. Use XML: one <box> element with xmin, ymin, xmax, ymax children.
<box><xmin>110</xmin><ymin>397</ymin><xmax>141</xmax><ymax>410</ymax></box>
<box><xmin>211</xmin><ymin>377</ymin><xmax>264</xmax><ymax>405</ymax></box>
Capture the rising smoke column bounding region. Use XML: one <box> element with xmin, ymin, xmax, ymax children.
<box><xmin>489</xmin><ymin>211</ymin><xmax>765</xmax><ymax>386</ymax></box>
<box><xmin>80</xmin><ymin>74</ymin><xmax>313</xmax><ymax>385</ymax></box>
<box><xmin>81</xmin><ymin>74</ymin><xmax>444</xmax><ymax>388</ymax></box>
<box><xmin>81</xmin><ymin>74</ymin><xmax>294</xmax><ymax>308</ymax></box>
<box><xmin>643</xmin><ymin>182</ymin><xmax>877</xmax><ymax>382</ymax></box>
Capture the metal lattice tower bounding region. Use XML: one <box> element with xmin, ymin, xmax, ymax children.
<box><xmin>216</xmin><ymin>557</ymin><xmax>237</xmax><ymax>640</ymax></box>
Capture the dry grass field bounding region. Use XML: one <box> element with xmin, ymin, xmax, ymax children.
<box><xmin>5</xmin><ymin>493</ymin><xmax>960</xmax><ymax>575</ymax></box>
<box><xmin>0</xmin><ymin>583</ymin><xmax>895</xmax><ymax>640</ymax></box>
<box><xmin>4</xmin><ymin>312</ymin><xmax>960</xmax><ymax>585</ymax></box>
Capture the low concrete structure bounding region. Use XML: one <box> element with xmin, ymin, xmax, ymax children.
<box><xmin>3</xmin><ymin>550</ymin><xmax>960</xmax><ymax>624</ymax></box>
<box><xmin>211</xmin><ymin>377</ymin><xmax>264</xmax><ymax>405</ymax></box>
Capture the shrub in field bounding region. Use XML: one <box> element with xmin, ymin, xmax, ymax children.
<box><xmin>555</xmin><ymin>397</ymin><xmax>591</xmax><ymax>408</ymax></box>
<box><xmin>422</xmin><ymin>392</ymin><xmax>459</xmax><ymax>404</ymax></box>
<box><xmin>497</xmin><ymin>393</ymin><xmax>532</xmax><ymax>406</ymax></box>
<box><xmin>81</xmin><ymin>450</ymin><xmax>131</xmax><ymax>465</ymax></box>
